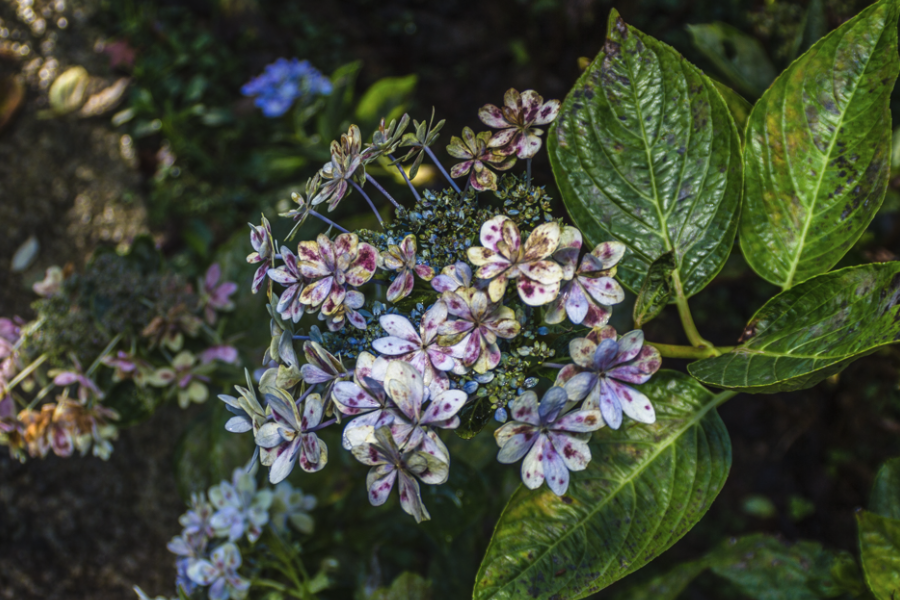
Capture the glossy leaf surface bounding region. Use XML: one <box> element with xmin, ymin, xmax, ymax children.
<box><xmin>871</xmin><ymin>457</ymin><xmax>900</xmax><ymax>520</ymax></box>
<box><xmin>474</xmin><ymin>371</ymin><xmax>732</xmax><ymax>600</ymax></box>
<box><xmin>689</xmin><ymin>263</ymin><xmax>900</xmax><ymax>393</ymax></box>
<box><xmin>633</xmin><ymin>251</ymin><xmax>675</xmax><ymax>328</ymax></box>
<box><xmin>739</xmin><ymin>0</ymin><xmax>900</xmax><ymax>288</ymax></box>
<box><xmin>711</xmin><ymin>81</ymin><xmax>751</xmax><ymax>145</ymax></box>
<box><xmin>687</xmin><ymin>23</ymin><xmax>777</xmax><ymax>98</ymax></box>
<box><xmin>858</xmin><ymin>510</ymin><xmax>900</xmax><ymax>599</ymax></box>
<box><xmin>549</xmin><ymin>12</ymin><xmax>742</xmax><ymax>299</ymax></box>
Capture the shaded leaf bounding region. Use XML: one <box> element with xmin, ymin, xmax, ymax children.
<box><xmin>687</xmin><ymin>22</ymin><xmax>777</xmax><ymax>98</ymax></box>
<box><xmin>711</xmin><ymin>80</ymin><xmax>752</xmax><ymax>145</ymax></box>
<box><xmin>790</xmin><ymin>0</ymin><xmax>828</xmax><ymax>61</ymax></box>
<box><xmin>871</xmin><ymin>457</ymin><xmax>900</xmax><ymax>521</ymax></box>
<box><xmin>371</xmin><ymin>572</ymin><xmax>432</xmax><ymax>600</ymax></box>
<box><xmin>474</xmin><ymin>370</ymin><xmax>732</xmax><ymax>600</ymax></box>
<box><xmin>455</xmin><ymin>395</ymin><xmax>495</xmax><ymax>440</ymax></box>
<box><xmin>633</xmin><ymin>251</ymin><xmax>676</xmax><ymax>328</ymax></box>
<box><xmin>739</xmin><ymin>0</ymin><xmax>900</xmax><ymax>289</ymax></box>
<box><xmin>317</xmin><ymin>61</ymin><xmax>362</xmax><ymax>143</ymax></box>
<box><xmin>549</xmin><ymin>11</ymin><xmax>742</xmax><ymax>299</ymax></box>
<box><xmin>689</xmin><ymin>263</ymin><xmax>900</xmax><ymax>393</ymax></box>
<box><xmin>102</xmin><ymin>380</ymin><xmax>164</xmax><ymax>427</ymax></box>
<box><xmin>858</xmin><ymin>510</ymin><xmax>900</xmax><ymax>599</ymax></box>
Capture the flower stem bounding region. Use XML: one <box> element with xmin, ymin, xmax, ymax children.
<box><xmin>350</xmin><ymin>180</ymin><xmax>384</xmax><ymax>227</ymax></box>
<box><xmin>389</xmin><ymin>154</ymin><xmax>422</xmax><ymax>202</ymax></box>
<box><xmin>2</xmin><ymin>353</ymin><xmax>47</xmax><ymax>399</ymax></box>
<box><xmin>424</xmin><ymin>146</ymin><xmax>461</xmax><ymax>193</ymax></box>
<box><xmin>366</xmin><ymin>174</ymin><xmax>401</xmax><ymax>209</ymax></box>
<box><xmin>646</xmin><ymin>341</ymin><xmax>734</xmax><ymax>360</ymax></box>
<box><xmin>541</xmin><ymin>362</ymin><xmax>568</xmax><ymax>369</ymax></box>
<box><xmin>309</xmin><ymin>209</ymin><xmax>350</xmax><ymax>234</ymax></box>
<box><xmin>292</xmin><ymin>335</ymin><xmax>311</xmax><ymax>341</ymax></box>
<box><xmin>87</xmin><ymin>333</ymin><xmax>122</xmax><ymax>377</ymax></box>
<box><xmin>671</xmin><ymin>270</ymin><xmax>714</xmax><ymax>349</ymax></box>
<box><xmin>526</xmin><ymin>157</ymin><xmax>532</xmax><ymax>189</ymax></box>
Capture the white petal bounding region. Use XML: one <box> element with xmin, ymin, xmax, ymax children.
<box><xmin>520</xmin><ymin>436</ymin><xmax>546</xmax><ymax>489</ymax></box>
<box><xmin>541</xmin><ymin>436</ymin><xmax>570</xmax><ymax>495</ymax></box>
<box><xmin>610</xmin><ymin>379</ymin><xmax>655</xmax><ymax>424</ymax></box>
<box><xmin>379</xmin><ymin>314</ymin><xmax>421</xmax><ymax>342</ymax></box>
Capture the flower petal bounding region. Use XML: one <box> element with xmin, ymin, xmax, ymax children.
<box><xmin>593</xmin><ymin>338</ymin><xmax>620</xmax><ymax>371</ymax></box>
<box><xmin>386</xmin><ymin>271</ymin><xmax>414</xmax><ymax>303</ymax></box>
<box><xmin>520</xmin><ymin>437</ymin><xmax>546</xmax><ymax>490</ymax></box>
<box><xmin>479</xmin><ymin>103</ymin><xmax>509</xmax><ymax>128</ymax></box>
<box><xmin>608</xmin><ymin>379</ymin><xmax>655</xmax><ymax>424</ymax></box>
<box><xmin>563</xmin><ymin>371</ymin><xmax>597</xmax><ymax>402</ymax></box>
<box><xmin>553</xmin><ymin>409</ymin><xmax>604</xmax><ymax>433</ymax></box>
<box><xmin>597</xmin><ymin>378</ymin><xmax>624</xmax><ymax>430</ymax></box>
<box><xmin>516</xmin><ymin>277</ymin><xmax>560</xmax><ymax>307</ymax></box>
<box><xmin>421</xmin><ymin>389</ymin><xmax>467</xmax><ymax>425</ymax></box>
<box><xmin>333</xmin><ymin>382</ymin><xmax>381</xmax><ymax>414</ymax></box>
<box><xmin>580</xmin><ymin>275</ymin><xmax>625</xmax><ymax>306</ymax></box>
<box><xmin>384</xmin><ymin>361</ymin><xmax>425</xmax><ymax>421</ymax></box>
<box><xmin>534</xmin><ymin>98</ymin><xmax>561</xmax><ymax>125</ymax></box>
<box><xmin>507</xmin><ymin>391</ymin><xmax>541</xmax><ymax>426</ymax></box>
<box><xmin>397</xmin><ymin>471</ymin><xmax>430</xmax><ymax>523</ymax></box>
<box><xmin>518</xmin><ymin>260</ymin><xmax>563</xmax><ymax>285</ymax></box>
<box><xmin>495</xmin><ymin>423</ymin><xmax>540</xmax><ymax>463</ymax></box>
<box><xmin>269</xmin><ymin>437</ymin><xmax>301</xmax><ymax>483</ymax></box>
<box><xmin>345</xmin><ymin>243</ymin><xmax>378</xmax><ymax>286</ymax></box>
<box><xmin>612</xmin><ymin>330</ymin><xmax>644</xmax><ymax>365</ymax></box>
<box><xmin>541</xmin><ymin>436</ymin><xmax>570</xmax><ymax>495</ymax></box>
<box><xmin>569</xmin><ymin>337</ymin><xmax>597</xmax><ymax>368</ymax></box>
<box><xmin>372</xmin><ymin>336</ymin><xmax>419</xmax><ymax>356</ymax></box>
<box><xmin>589</xmin><ymin>240</ymin><xmax>626</xmax><ymax>270</ymax></box>
<box><xmin>365</xmin><ymin>464</ymin><xmax>397</xmax><ymax>506</ymax></box>
<box><xmin>564</xmin><ymin>282</ymin><xmax>590</xmax><ymax>325</ymax></box>
<box><xmin>547</xmin><ymin>430</ymin><xmax>591</xmax><ymax>472</ymax></box>
<box><xmin>608</xmin><ymin>346</ymin><xmax>662</xmax><ymax>384</ymax></box>
<box><xmin>522</xmin><ymin>222</ymin><xmax>560</xmax><ymax>262</ymax></box>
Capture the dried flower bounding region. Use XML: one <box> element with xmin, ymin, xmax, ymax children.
<box><xmin>299</xmin><ymin>340</ymin><xmax>349</xmax><ymax>403</ymax></box>
<box><xmin>33</xmin><ymin>266</ymin><xmax>64</xmax><ymax>297</ymax></box>
<box><xmin>313</xmin><ymin>124</ymin><xmax>364</xmax><ymax>211</ymax></box>
<box><xmin>351</xmin><ymin>426</ymin><xmax>448</xmax><ymax>523</ymax></box>
<box><xmin>446</xmin><ymin>127</ymin><xmax>516</xmax><ymax>192</ymax></box>
<box><xmin>247</xmin><ymin>215</ymin><xmax>275</xmax><ymax>294</ymax></box>
<box><xmin>255</xmin><ymin>389</ymin><xmax>329</xmax><ymax>483</ymax></box>
<box><xmin>187</xmin><ymin>542</ymin><xmax>251</xmax><ymax>600</ymax></box>
<box><xmin>51</xmin><ymin>358</ymin><xmax>104</xmax><ymax>403</ymax></box>
<box><xmin>438</xmin><ymin>288</ymin><xmax>521</xmax><ymax>373</ymax></box>
<box><xmin>494</xmin><ymin>386</ymin><xmax>603</xmax><ymax>495</ymax></box>
<box><xmin>545</xmin><ymin>231</ymin><xmax>625</xmax><ymax>327</ymax></box>
<box><xmin>479</xmin><ymin>88</ymin><xmax>560</xmax><ymax>159</ymax></box>
<box><xmin>467</xmin><ymin>216</ymin><xmax>563</xmax><ymax>305</ymax></box>
<box><xmin>218</xmin><ymin>370</ymin><xmax>267</xmax><ymax>435</ymax></box>
<box><xmin>398</xmin><ymin>108</ymin><xmax>445</xmax><ymax>179</ymax></box>
<box><xmin>556</xmin><ymin>328</ymin><xmax>661</xmax><ymax>429</ymax></box>
<box><xmin>365</xmin><ymin>114</ymin><xmax>410</xmax><ymax>162</ymax></box>
<box><xmin>381</xmin><ymin>234</ymin><xmax>435</xmax><ymax>302</ymax></box>
<box><xmin>267</xmin><ymin>247</ymin><xmax>308</xmax><ymax>323</ymax></box>
<box><xmin>201</xmin><ymin>264</ymin><xmax>237</xmax><ymax>325</ymax></box>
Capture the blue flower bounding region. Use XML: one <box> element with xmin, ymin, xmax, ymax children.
<box><xmin>241</xmin><ymin>58</ymin><xmax>332</xmax><ymax>118</ymax></box>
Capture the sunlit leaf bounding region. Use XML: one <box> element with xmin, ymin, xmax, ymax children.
<box><xmin>689</xmin><ymin>263</ymin><xmax>900</xmax><ymax>393</ymax></box>
<box><xmin>858</xmin><ymin>510</ymin><xmax>900</xmax><ymax>599</ymax></box>
<box><xmin>687</xmin><ymin>22</ymin><xmax>777</xmax><ymax>98</ymax></box>
<box><xmin>739</xmin><ymin>0</ymin><xmax>900</xmax><ymax>289</ymax></box>
<box><xmin>474</xmin><ymin>371</ymin><xmax>732</xmax><ymax>600</ymax></box>
<box><xmin>355</xmin><ymin>74</ymin><xmax>417</xmax><ymax>131</ymax></box>
<box><xmin>549</xmin><ymin>11</ymin><xmax>742</xmax><ymax>299</ymax></box>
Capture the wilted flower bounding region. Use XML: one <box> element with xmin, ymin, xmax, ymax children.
<box><xmin>208</xmin><ymin>468</ymin><xmax>273</xmax><ymax>543</ymax></box>
<box><xmin>267</xmin><ymin>247</ymin><xmax>308</xmax><ymax>323</ymax></box>
<box><xmin>18</xmin><ymin>398</ymin><xmax>118</xmax><ymax>459</ymax></box>
<box><xmin>479</xmin><ymin>88</ymin><xmax>560</xmax><ymax>159</ymax></box>
<box><xmin>430</xmin><ymin>261</ymin><xmax>472</xmax><ymax>293</ymax></box>
<box><xmin>200</xmin><ymin>264</ymin><xmax>237</xmax><ymax>325</ymax></box>
<box><xmin>438</xmin><ymin>287</ymin><xmax>521</xmax><ymax>373</ymax></box>
<box><xmin>33</xmin><ymin>266</ymin><xmax>64</xmax><ymax>297</ymax></box>
<box><xmin>398</xmin><ymin>108</ymin><xmax>445</xmax><ymax>179</ymax></box>
<box><xmin>268</xmin><ymin>481</ymin><xmax>317</xmax><ymax>535</ymax></box>
<box><xmin>351</xmin><ymin>426</ymin><xmax>448</xmax><ymax>523</ymax></box>
<box><xmin>556</xmin><ymin>327</ymin><xmax>661</xmax><ymax>429</ymax></box>
<box><xmin>365</xmin><ymin>114</ymin><xmax>410</xmax><ymax>162</ymax></box>
<box><xmin>246</xmin><ymin>215</ymin><xmax>275</xmax><ymax>294</ymax></box>
<box><xmin>494</xmin><ymin>386</ymin><xmax>603</xmax><ymax>495</ymax></box>
<box><xmin>187</xmin><ymin>542</ymin><xmax>251</xmax><ymax>600</ymax></box>
<box><xmin>446</xmin><ymin>127</ymin><xmax>516</xmax><ymax>192</ymax></box>
<box><xmin>241</xmin><ymin>58</ymin><xmax>332</xmax><ymax>118</ymax></box>
<box><xmin>313</xmin><ymin>125</ymin><xmax>364</xmax><ymax>211</ymax></box>
<box><xmin>382</xmin><ymin>360</ymin><xmax>467</xmax><ymax>463</ymax></box>
<box><xmin>467</xmin><ymin>216</ymin><xmax>562</xmax><ymax>305</ymax></box>
<box><xmin>372</xmin><ymin>305</ymin><xmax>457</xmax><ymax>396</ymax></box>
<box><xmin>546</xmin><ymin>230</ymin><xmax>625</xmax><ymax>327</ymax></box>
<box><xmin>381</xmin><ymin>234</ymin><xmax>435</xmax><ymax>302</ymax></box>
<box><xmin>255</xmin><ymin>389</ymin><xmax>329</xmax><ymax>483</ymax></box>
<box><xmin>218</xmin><ymin>370</ymin><xmax>268</xmax><ymax>434</ymax></box>
<box><xmin>51</xmin><ymin>358</ymin><xmax>104</xmax><ymax>403</ymax></box>
<box><xmin>296</xmin><ymin>233</ymin><xmax>378</xmax><ymax>330</ymax></box>
<box><xmin>332</xmin><ymin>351</ymin><xmax>394</xmax><ymax>449</ymax></box>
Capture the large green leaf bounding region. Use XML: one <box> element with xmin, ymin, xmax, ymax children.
<box><xmin>473</xmin><ymin>371</ymin><xmax>732</xmax><ymax>600</ymax></box>
<box><xmin>549</xmin><ymin>12</ymin><xmax>742</xmax><ymax>299</ymax></box>
<box><xmin>858</xmin><ymin>510</ymin><xmax>900</xmax><ymax>599</ymax></box>
<box><xmin>633</xmin><ymin>251</ymin><xmax>675</xmax><ymax>328</ymax></box>
<box><xmin>689</xmin><ymin>263</ymin><xmax>900</xmax><ymax>393</ymax></box>
<box><xmin>871</xmin><ymin>457</ymin><xmax>900</xmax><ymax>520</ymax></box>
<box><xmin>687</xmin><ymin>23</ymin><xmax>777</xmax><ymax>98</ymax></box>
<box><xmin>739</xmin><ymin>0</ymin><xmax>900</xmax><ymax>289</ymax></box>
<box><xmin>711</xmin><ymin>81</ymin><xmax>752</xmax><ymax>145</ymax></box>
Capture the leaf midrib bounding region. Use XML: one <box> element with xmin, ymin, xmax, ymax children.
<box><xmin>481</xmin><ymin>389</ymin><xmax>728</xmax><ymax>599</ymax></box>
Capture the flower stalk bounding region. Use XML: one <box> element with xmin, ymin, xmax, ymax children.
<box><xmin>424</xmin><ymin>146</ymin><xmax>461</xmax><ymax>193</ymax></box>
<box><xmin>349</xmin><ymin>180</ymin><xmax>384</xmax><ymax>226</ymax></box>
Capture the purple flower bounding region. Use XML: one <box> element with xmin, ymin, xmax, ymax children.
<box><xmin>246</xmin><ymin>215</ymin><xmax>275</xmax><ymax>294</ymax></box>
<box><xmin>201</xmin><ymin>264</ymin><xmax>237</xmax><ymax>324</ymax></box>
<box><xmin>555</xmin><ymin>327</ymin><xmax>661</xmax><ymax>430</ymax></box>
<box><xmin>187</xmin><ymin>543</ymin><xmax>250</xmax><ymax>600</ymax></box>
<box><xmin>179</xmin><ymin>492</ymin><xmax>216</xmax><ymax>540</ymax></box>
<box><xmin>446</xmin><ymin>127</ymin><xmax>516</xmax><ymax>192</ymax></box>
<box><xmin>255</xmin><ymin>389</ymin><xmax>329</xmax><ymax>483</ymax></box>
<box><xmin>431</xmin><ymin>261</ymin><xmax>472</xmax><ymax>293</ymax></box>
<box><xmin>208</xmin><ymin>468</ymin><xmax>273</xmax><ymax>543</ymax></box>
<box><xmin>351</xmin><ymin>426</ymin><xmax>449</xmax><ymax>523</ymax></box>
<box><xmin>267</xmin><ymin>247</ymin><xmax>307</xmax><ymax>323</ymax></box>
<box><xmin>51</xmin><ymin>358</ymin><xmax>104</xmax><ymax>403</ymax></box>
<box><xmin>437</xmin><ymin>287</ymin><xmax>521</xmax><ymax>374</ymax></box>
<box><xmin>199</xmin><ymin>345</ymin><xmax>239</xmax><ymax>365</ymax></box>
<box><xmin>494</xmin><ymin>387</ymin><xmax>604</xmax><ymax>495</ymax></box>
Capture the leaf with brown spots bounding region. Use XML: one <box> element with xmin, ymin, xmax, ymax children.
<box><xmin>474</xmin><ymin>371</ymin><xmax>732</xmax><ymax>600</ymax></box>
<box><xmin>689</xmin><ymin>263</ymin><xmax>900</xmax><ymax>393</ymax></box>
<box><xmin>548</xmin><ymin>9</ymin><xmax>742</xmax><ymax>300</ymax></box>
<box><xmin>739</xmin><ymin>0</ymin><xmax>900</xmax><ymax>289</ymax></box>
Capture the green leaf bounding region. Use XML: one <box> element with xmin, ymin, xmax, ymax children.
<box><xmin>318</xmin><ymin>61</ymin><xmax>362</xmax><ymax>142</ymax></box>
<box><xmin>710</xmin><ymin>80</ymin><xmax>752</xmax><ymax>145</ymax></box>
<box><xmin>739</xmin><ymin>0</ymin><xmax>900</xmax><ymax>289</ymax></box>
<box><xmin>687</xmin><ymin>23</ymin><xmax>777</xmax><ymax>98</ymax></box>
<box><xmin>455</xmin><ymin>395</ymin><xmax>495</xmax><ymax>440</ymax></box>
<box><xmin>371</xmin><ymin>572</ymin><xmax>432</xmax><ymax>600</ymax></box>
<box><xmin>613</xmin><ymin>560</ymin><xmax>707</xmax><ymax>600</ymax></box>
<box><xmin>549</xmin><ymin>12</ymin><xmax>742</xmax><ymax>299</ymax></box>
<box><xmin>473</xmin><ymin>370</ymin><xmax>732</xmax><ymax>600</ymax></box>
<box><xmin>633</xmin><ymin>251</ymin><xmax>676</xmax><ymax>328</ymax></box>
<box><xmin>688</xmin><ymin>262</ymin><xmax>900</xmax><ymax>393</ymax></box>
<box><xmin>355</xmin><ymin>74</ymin><xmax>417</xmax><ymax>132</ymax></box>
<box><xmin>789</xmin><ymin>0</ymin><xmax>828</xmax><ymax>61</ymax></box>
<box><xmin>871</xmin><ymin>457</ymin><xmax>900</xmax><ymax>520</ymax></box>
<box><xmin>858</xmin><ymin>510</ymin><xmax>900</xmax><ymax>599</ymax></box>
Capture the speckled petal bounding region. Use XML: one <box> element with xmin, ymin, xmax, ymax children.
<box><xmin>500</xmin><ymin>219</ymin><xmax>521</xmax><ymax>257</ymax></box>
<box><xmin>553</xmin><ymin>363</ymin><xmax>580</xmax><ymax>388</ymax></box>
<box><xmin>507</xmin><ymin>391</ymin><xmax>541</xmax><ymax>426</ymax></box>
<box><xmin>562</xmin><ymin>371</ymin><xmax>597</xmax><ymax>402</ymax></box>
<box><xmin>535</xmin><ymin>98</ymin><xmax>561</xmax><ymax>125</ymax></box>
<box><xmin>421</xmin><ymin>389</ymin><xmax>467</xmax><ymax>425</ymax></box>
<box><xmin>568</xmin><ymin>337</ymin><xmax>597</xmax><ymax>368</ymax></box>
<box><xmin>414</xmin><ymin>264</ymin><xmax>435</xmax><ymax>281</ymax></box>
<box><xmin>419</xmin><ymin>302</ymin><xmax>447</xmax><ymax>345</ymax></box>
<box><xmin>344</xmin><ymin>243</ymin><xmax>378</xmax><ymax>286</ymax></box>
<box><xmin>479</xmin><ymin>215</ymin><xmax>508</xmax><ymax>253</ymax></box>
<box><xmin>441</xmin><ymin>290</ymin><xmax>473</xmax><ymax>321</ymax></box>
<box><xmin>589</xmin><ymin>240</ymin><xmax>626</xmax><ymax>270</ymax></box>
<box><xmin>543</xmin><ymin>287</ymin><xmax>568</xmax><ymax>325</ymax></box>
<box><xmin>520</xmin><ymin>437</ymin><xmax>545</xmax><ymax>490</ymax></box>
<box><xmin>252</xmin><ymin>264</ymin><xmax>270</xmax><ymax>294</ymax></box>
<box><xmin>542</xmin><ymin>436</ymin><xmax>570</xmax><ymax>495</ymax></box>
<box><xmin>496</xmin><ymin>423</ymin><xmax>540</xmax><ymax>463</ymax></box>
<box><xmin>346</xmin><ymin>308</ymin><xmax>367</xmax><ymax>330</ymax></box>
<box><xmin>553</xmin><ymin>226</ymin><xmax>582</xmax><ymax>279</ymax></box>
<box><xmin>487</xmin><ymin>274</ymin><xmax>509</xmax><ymax>303</ymax></box>
<box><xmin>609</xmin><ymin>379</ymin><xmax>655</xmax><ymax>424</ymax></box>
<box><xmin>581</xmin><ymin>299</ymin><xmax>612</xmax><ymax>328</ymax></box>
<box><xmin>450</xmin><ymin>160</ymin><xmax>473</xmax><ymax>178</ymax></box>
<box><xmin>547</xmin><ymin>430</ymin><xmax>591</xmax><ymax>472</ymax></box>
<box><xmin>471</xmin><ymin>165</ymin><xmax>497</xmax><ymax>192</ymax></box>
<box><xmin>597</xmin><ymin>378</ymin><xmax>624</xmax><ymax>430</ymax></box>
<box><xmin>269</xmin><ymin>437</ymin><xmax>301</xmax><ymax>483</ymax></box>
<box><xmin>564</xmin><ymin>282</ymin><xmax>589</xmax><ymax>324</ymax></box>
<box><xmin>593</xmin><ymin>338</ymin><xmax>620</xmax><ymax>371</ymax></box>
<box><xmin>427</xmin><ymin>347</ymin><xmax>456</xmax><ymax>372</ymax></box>
<box><xmin>372</xmin><ymin>336</ymin><xmax>419</xmax><ymax>357</ymax></box>
<box><xmin>553</xmin><ymin>409</ymin><xmax>604</xmax><ymax>434</ymax></box>
<box><xmin>517</xmin><ymin>277</ymin><xmax>560</xmax><ymax>307</ymax></box>
<box><xmin>386</xmin><ymin>270</ymin><xmax>414</xmax><ymax>303</ymax></box>
<box><xmin>366</xmin><ymin>464</ymin><xmax>398</xmax><ymax>506</ymax></box>
<box><xmin>518</xmin><ymin>260</ymin><xmax>563</xmax><ymax>285</ymax></box>
<box><xmin>397</xmin><ymin>471</ymin><xmax>430</xmax><ymax>523</ymax></box>
<box><xmin>299</xmin><ymin>277</ymin><xmax>333</xmax><ymax>307</ymax></box>
<box><xmin>479</xmin><ymin>103</ymin><xmax>509</xmax><ymax>128</ymax></box>
<box><xmin>607</xmin><ymin>345</ymin><xmax>662</xmax><ymax>384</ymax></box>
<box><xmin>385</xmin><ymin>361</ymin><xmax>425</xmax><ymax>421</ymax></box>
<box><xmin>486</xmin><ymin>127</ymin><xmax>517</xmax><ymax>148</ymax></box>
<box><xmin>522</xmin><ymin>223</ymin><xmax>560</xmax><ymax>264</ymax></box>
<box><xmin>333</xmin><ymin>382</ymin><xmax>381</xmax><ymax>414</ymax></box>
<box><xmin>580</xmin><ymin>275</ymin><xmax>624</xmax><ymax>306</ymax></box>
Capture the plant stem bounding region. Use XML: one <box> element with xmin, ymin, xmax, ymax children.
<box><xmin>309</xmin><ymin>209</ymin><xmax>350</xmax><ymax>234</ymax></box>
<box><xmin>671</xmin><ymin>270</ymin><xmax>713</xmax><ymax>349</ymax></box>
<box><xmin>713</xmin><ymin>389</ymin><xmax>739</xmax><ymax>408</ymax></box>
<box><xmin>526</xmin><ymin>157</ymin><xmax>532</xmax><ymax>189</ymax></box>
<box><xmin>292</xmin><ymin>335</ymin><xmax>311</xmax><ymax>341</ymax></box>
<box><xmin>541</xmin><ymin>362</ymin><xmax>568</xmax><ymax>369</ymax></box>
<box><xmin>87</xmin><ymin>333</ymin><xmax>123</xmax><ymax>377</ymax></box>
<box><xmin>424</xmin><ymin>146</ymin><xmax>461</xmax><ymax>193</ymax></box>
<box><xmin>252</xmin><ymin>579</ymin><xmax>306</xmax><ymax>599</ymax></box>
<box><xmin>646</xmin><ymin>342</ymin><xmax>734</xmax><ymax>360</ymax></box>
<box><xmin>388</xmin><ymin>154</ymin><xmax>422</xmax><ymax>202</ymax></box>
<box><xmin>3</xmin><ymin>353</ymin><xmax>47</xmax><ymax>398</ymax></box>
<box><xmin>366</xmin><ymin>174</ymin><xmax>401</xmax><ymax>209</ymax></box>
<box><xmin>350</xmin><ymin>180</ymin><xmax>384</xmax><ymax>226</ymax></box>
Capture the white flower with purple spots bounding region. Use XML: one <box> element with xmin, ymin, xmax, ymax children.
<box><xmin>430</xmin><ymin>261</ymin><xmax>472</xmax><ymax>293</ymax></box>
<box><xmin>555</xmin><ymin>327</ymin><xmax>661</xmax><ymax>430</ymax></box>
<box><xmin>438</xmin><ymin>287</ymin><xmax>521</xmax><ymax>374</ymax></box>
<box><xmin>187</xmin><ymin>542</ymin><xmax>250</xmax><ymax>600</ymax></box>
<box><xmin>493</xmin><ymin>387</ymin><xmax>603</xmax><ymax>495</ymax></box>
<box><xmin>246</xmin><ymin>215</ymin><xmax>275</xmax><ymax>294</ymax></box>
<box><xmin>208</xmin><ymin>468</ymin><xmax>273</xmax><ymax>543</ymax></box>
<box><xmin>351</xmin><ymin>426</ymin><xmax>449</xmax><ymax>523</ymax></box>
<box><xmin>479</xmin><ymin>88</ymin><xmax>560</xmax><ymax>159</ymax></box>
<box><xmin>332</xmin><ymin>352</ymin><xmax>395</xmax><ymax>449</ymax></box>
<box><xmin>266</xmin><ymin>246</ymin><xmax>307</xmax><ymax>323</ymax></box>
<box><xmin>381</xmin><ymin>234</ymin><xmax>435</xmax><ymax>302</ymax></box>
<box><xmin>255</xmin><ymin>389</ymin><xmax>329</xmax><ymax>483</ymax></box>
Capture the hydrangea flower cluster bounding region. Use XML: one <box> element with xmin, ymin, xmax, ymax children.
<box><xmin>0</xmin><ymin>261</ymin><xmax>241</xmax><ymax>462</ymax></box>
<box><xmin>230</xmin><ymin>89</ymin><xmax>664</xmax><ymax>520</ymax></box>
<box><xmin>241</xmin><ymin>58</ymin><xmax>332</xmax><ymax>118</ymax></box>
<box><xmin>135</xmin><ymin>470</ymin><xmax>318</xmax><ymax>600</ymax></box>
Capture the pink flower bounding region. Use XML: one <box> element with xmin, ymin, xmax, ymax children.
<box><xmin>467</xmin><ymin>215</ymin><xmax>563</xmax><ymax>305</ymax></box>
<box><xmin>380</xmin><ymin>235</ymin><xmax>435</xmax><ymax>303</ymax></box>
<box><xmin>438</xmin><ymin>287</ymin><xmax>521</xmax><ymax>374</ymax></box>
<box><xmin>446</xmin><ymin>127</ymin><xmax>516</xmax><ymax>192</ymax></box>
<box><xmin>545</xmin><ymin>229</ymin><xmax>626</xmax><ymax>327</ymax></box>
<box><xmin>332</xmin><ymin>351</ymin><xmax>393</xmax><ymax>449</ymax></box>
<box><xmin>201</xmin><ymin>264</ymin><xmax>237</xmax><ymax>324</ymax></box>
<box><xmin>479</xmin><ymin>88</ymin><xmax>560</xmax><ymax>159</ymax></box>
